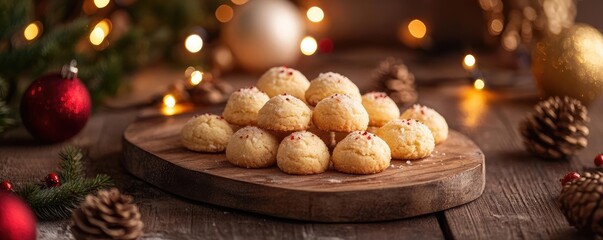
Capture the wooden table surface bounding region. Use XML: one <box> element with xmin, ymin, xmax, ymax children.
<box><xmin>1</xmin><ymin>48</ymin><xmax>601</xmax><ymax>239</ymax></box>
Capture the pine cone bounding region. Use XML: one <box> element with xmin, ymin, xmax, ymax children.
<box><xmin>519</xmin><ymin>96</ymin><xmax>589</xmax><ymax>159</ymax></box>
<box><xmin>372</xmin><ymin>57</ymin><xmax>418</xmax><ymax>107</ymax></box>
<box><xmin>559</xmin><ymin>171</ymin><xmax>603</xmax><ymax>236</ymax></box>
<box><xmin>71</xmin><ymin>188</ymin><xmax>143</xmax><ymax>240</ymax></box>
<box><xmin>190</xmin><ymin>80</ymin><xmax>233</xmax><ymax>105</ymax></box>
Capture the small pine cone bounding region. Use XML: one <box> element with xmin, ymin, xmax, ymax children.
<box><xmin>559</xmin><ymin>171</ymin><xmax>603</xmax><ymax>236</ymax></box>
<box><xmin>71</xmin><ymin>188</ymin><xmax>143</xmax><ymax>240</ymax></box>
<box><xmin>372</xmin><ymin>57</ymin><xmax>418</xmax><ymax>106</ymax></box>
<box><xmin>190</xmin><ymin>80</ymin><xmax>233</xmax><ymax>105</ymax></box>
<box><xmin>519</xmin><ymin>96</ymin><xmax>589</xmax><ymax>159</ymax></box>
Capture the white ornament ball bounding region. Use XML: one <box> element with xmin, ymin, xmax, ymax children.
<box><xmin>223</xmin><ymin>0</ymin><xmax>304</xmax><ymax>72</ymax></box>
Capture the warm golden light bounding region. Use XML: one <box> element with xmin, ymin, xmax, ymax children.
<box><xmin>474</xmin><ymin>78</ymin><xmax>485</xmax><ymax>90</ymax></box>
<box><xmin>184</xmin><ymin>34</ymin><xmax>203</xmax><ymax>53</ymax></box>
<box><xmin>408</xmin><ymin>19</ymin><xmax>427</xmax><ymax>39</ymax></box>
<box><xmin>463</xmin><ymin>54</ymin><xmax>476</xmax><ymax>70</ymax></box>
<box><xmin>490</xmin><ymin>18</ymin><xmax>503</xmax><ymax>35</ymax></box>
<box><xmin>300</xmin><ymin>36</ymin><xmax>318</xmax><ymax>56</ymax></box>
<box><xmin>96</xmin><ymin>19</ymin><xmax>111</xmax><ymax>35</ymax></box>
<box><xmin>89</xmin><ymin>19</ymin><xmax>111</xmax><ymax>46</ymax></box>
<box><xmin>306</xmin><ymin>6</ymin><xmax>324</xmax><ymax>23</ymax></box>
<box><xmin>94</xmin><ymin>0</ymin><xmax>110</xmax><ymax>8</ymax></box>
<box><xmin>190</xmin><ymin>71</ymin><xmax>203</xmax><ymax>85</ymax></box>
<box><xmin>163</xmin><ymin>94</ymin><xmax>176</xmax><ymax>108</ymax></box>
<box><xmin>231</xmin><ymin>0</ymin><xmax>248</xmax><ymax>5</ymax></box>
<box><xmin>461</xmin><ymin>87</ymin><xmax>487</xmax><ymax>128</ymax></box>
<box><xmin>215</xmin><ymin>4</ymin><xmax>234</xmax><ymax>23</ymax></box>
<box><xmin>89</xmin><ymin>27</ymin><xmax>106</xmax><ymax>45</ymax></box>
<box><xmin>23</xmin><ymin>22</ymin><xmax>41</xmax><ymax>41</ymax></box>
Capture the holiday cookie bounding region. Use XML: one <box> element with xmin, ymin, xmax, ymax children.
<box><xmin>400</xmin><ymin>104</ymin><xmax>448</xmax><ymax>144</ymax></box>
<box><xmin>375</xmin><ymin>119</ymin><xmax>435</xmax><ymax>160</ymax></box>
<box><xmin>257</xmin><ymin>94</ymin><xmax>312</xmax><ymax>132</ymax></box>
<box><xmin>305</xmin><ymin>72</ymin><xmax>362</xmax><ymax>106</ymax></box>
<box><xmin>362</xmin><ymin>91</ymin><xmax>400</xmax><ymax>127</ymax></box>
<box><xmin>180</xmin><ymin>114</ymin><xmax>233</xmax><ymax>152</ymax></box>
<box><xmin>226</xmin><ymin>126</ymin><xmax>279</xmax><ymax>168</ymax></box>
<box><xmin>332</xmin><ymin>131</ymin><xmax>391</xmax><ymax>174</ymax></box>
<box><xmin>256</xmin><ymin>66</ymin><xmax>310</xmax><ymax>102</ymax></box>
<box><xmin>277</xmin><ymin>131</ymin><xmax>330</xmax><ymax>175</ymax></box>
<box><xmin>313</xmin><ymin>94</ymin><xmax>369</xmax><ymax>132</ymax></box>
<box><xmin>222</xmin><ymin>86</ymin><xmax>270</xmax><ymax>126</ymax></box>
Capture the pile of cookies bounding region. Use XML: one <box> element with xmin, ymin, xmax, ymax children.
<box><xmin>180</xmin><ymin>66</ymin><xmax>448</xmax><ymax>175</ymax></box>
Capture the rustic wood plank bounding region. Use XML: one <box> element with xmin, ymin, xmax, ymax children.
<box><xmin>422</xmin><ymin>84</ymin><xmax>602</xmax><ymax>239</ymax></box>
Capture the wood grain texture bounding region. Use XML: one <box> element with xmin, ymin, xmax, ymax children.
<box><xmin>420</xmin><ymin>86</ymin><xmax>602</xmax><ymax>239</ymax></box>
<box><xmin>122</xmin><ymin>113</ymin><xmax>485</xmax><ymax>222</ymax></box>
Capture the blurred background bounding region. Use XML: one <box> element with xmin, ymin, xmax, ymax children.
<box><xmin>0</xmin><ymin>0</ymin><xmax>602</xmax><ymax>132</ymax></box>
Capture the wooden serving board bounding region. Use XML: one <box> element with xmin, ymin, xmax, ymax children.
<box><xmin>122</xmin><ymin>113</ymin><xmax>485</xmax><ymax>222</ymax></box>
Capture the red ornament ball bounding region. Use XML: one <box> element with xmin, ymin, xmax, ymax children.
<box><xmin>44</xmin><ymin>173</ymin><xmax>61</xmax><ymax>188</ymax></box>
<box><xmin>560</xmin><ymin>172</ymin><xmax>581</xmax><ymax>186</ymax></box>
<box><xmin>0</xmin><ymin>192</ymin><xmax>37</xmax><ymax>240</ymax></box>
<box><xmin>20</xmin><ymin>64</ymin><xmax>91</xmax><ymax>143</ymax></box>
<box><xmin>594</xmin><ymin>153</ymin><xmax>603</xmax><ymax>167</ymax></box>
<box><xmin>0</xmin><ymin>181</ymin><xmax>13</xmax><ymax>193</ymax></box>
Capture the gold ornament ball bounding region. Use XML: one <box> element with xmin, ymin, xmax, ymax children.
<box><xmin>223</xmin><ymin>0</ymin><xmax>304</xmax><ymax>72</ymax></box>
<box><xmin>532</xmin><ymin>24</ymin><xmax>603</xmax><ymax>105</ymax></box>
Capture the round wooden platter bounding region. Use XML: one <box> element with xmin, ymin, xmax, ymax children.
<box><xmin>122</xmin><ymin>113</ymin><xmax>485</xmax><ymax>222</ymax></box>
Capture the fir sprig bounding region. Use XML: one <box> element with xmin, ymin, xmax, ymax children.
<box><xmin>15</xmin><ymin>146</ymin><xmax>113</xmax><ymax>221</ymax></box>
<box><xmin>0</xmin><ymin>100</ymin><xmax>15</xmax><ymax>134</ymax></box>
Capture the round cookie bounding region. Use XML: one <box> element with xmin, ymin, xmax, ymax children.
<box><xmin>313</xmin><ymin>94</ymin><xmax>369</xmax><ymax>132</ymax></box>
<box><xmin>256</xmin><ymin>66</ymin><xmax>310</xmax><ymax>101</ymax></box>
<box><xmin>362</xmin><ymin>92</ymin><xmax>400</xmax><ymax>127</ymax></box>
<box><xmin>305</xmin><ymin>72</ymin><xmax>362</xmax><ymax>106</ymax></box>
<box><xmin>400</xmin><ymin>104</ymin><xmax>448</xmax><ymax>144</ymax></box>
<box><xmin>257</xmin><ymin>94</ymin><xmax>312</xmax><ymax>132</ymax></box>
<box><xmin>375</xmin><ymin>119</ymin><xmax>435</xmax><ymax>160</ymax></box>
<box><xmin>332</xmin><ymin>131</ymin><xmax>391</xmax><ymax>174</ymax></box>
<box><xmin>277</xmin><ymin>131</ymin><xmax>330</xmax><ymax>175</ymax></box>
<box><xmin>226</xmin><ymin>126</ymin><xmax>279</xmax><ymax>168</ymax></box>
<box><xmin>222</xmin><ymin>87</ymin><xmax>270</xmax><ymax>126</ymax></box>
<box><xmin>180</xmin><ymin>114</ymin><xmax>233</xmax><ymax>152</ymax></box>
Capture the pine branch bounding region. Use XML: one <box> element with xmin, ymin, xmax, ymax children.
<box><xmin>0</xmin><ymin>100</ymin><xmax>15</xmax><ymax>134</ymax></box>
<box><xmin>0</xmin><ymin>0</ymin><xmax>31</xmax><ymax>39</ymax></box>
<box><xmin>15</xmin><ymin>146</ymin><xmax>113</xmax><ymax>221</ymax></box>
<box><xmin>58</xmin><ymin>146</ymin><xmax>85</xmax><ymax>182</ymax></box>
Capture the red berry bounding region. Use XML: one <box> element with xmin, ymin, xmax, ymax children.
<box><xmin>45</xmin><ymin>172</ymin><xmax>61</xmax><ymax>188</ymax></box>
<box><xmin>560</xmin><ymin>172</ymin><xmax>581</xmax><ymax>186</ymax></box>
<box><xmin>0</xmin><ymin>180</ymin><xmax>13</xmax><ymax>192</ymax></box>
<box><xmin>594</xmin><ymin>154</ymin><xmax>603</xmax><ymax>167</ymax></box>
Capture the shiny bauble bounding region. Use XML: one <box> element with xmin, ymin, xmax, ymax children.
<box><xmin>0</xmin><ymin>192</ymin><xmax>37</xmax><ymax>240</ymax></box>
<box><xmin>532</xmin><ymin>24</ymin><xmax>603</xmax><ymax>105</ymax></box>
<box><xmin>223</xmin><ymin>0</ymin><xmax>304</xmax><ymax>72</ymax></box>
<box><xmin>21</xmin><ymin>62</ymin><xmax>91</xmax><ymax>143</ymax></box>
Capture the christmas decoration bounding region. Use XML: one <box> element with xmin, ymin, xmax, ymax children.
<box><xmin>190</xmin><ymin>80</ymin><xmax>233</xmax><ymax>105</ymax></box>
<box><xmin>0</xmin><ymin>100</ymin><xmax>15</xmax><ymax>134</ymax></box>
<box><xmin>372</xmin><ymin>57</ymin><xmax>418</xmax><ymax>107</ymax></box>
<box><xmin>559</xmin><ymin>171</ymin><xmax>603</xmax><ymax>236</ymax></box>
<box><xmin>223</xmin><ymin>0</ymin><xmax>304</xmax><ymax>72</ymax></box>
<box><xmin>0</xmin><ymin>192</ymin><xmax>37</xmax><ymax>240</ymax></box>
<box><xmin>532</xmin><ymin>24</ymin><xmax>603</xmax><ymax>105</ymax></box>
<box><xmin>20</xmin><ymin>61</ymin><xmax>91</xmax><ymax>143</ymax></box>
<box><xmin>0</xmin><ymin>180</ymin><xmax>13</xmax><ymax>192</ymax></box>
<box><xmin>44</xmin><ymin>173</ymin><xmax>61</xmax><ymax>188</ymax></box>
<box><xmin>519</xmin><ymin>96</ymin><xmax>589</xmax><ymax>159</ymax></box>
<box><xmin>15</xmin><ymin>146</ymin><xmax>112</xmax><ymax>220</ymax></box>
<box><xmin>560</xmin><ymin>172</ymin><xmax>580</xmax><ymax>186</ymax></box>
<box><xmin>71</xmin><ymin>188</ymin><xmax>143</xmax><ymax>240</ymax></box>
<box><xmin>481</xmin><ymin>0</ymin><xmax>576</xmax><ymax>51</ymax></box>
<box><xmin>595</xmin><ymin>154</ymin><xmax>603</xmax><ymax>167</ymax></box>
